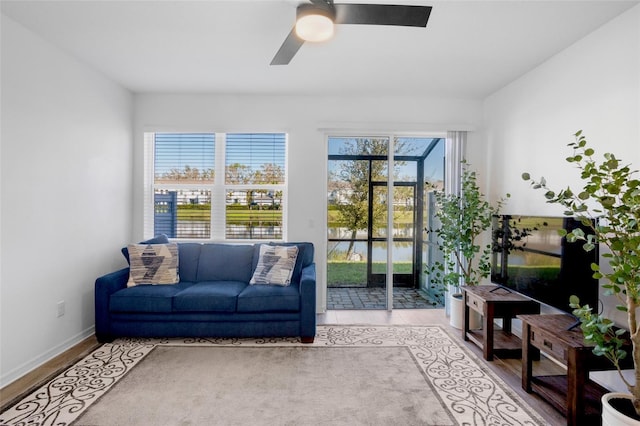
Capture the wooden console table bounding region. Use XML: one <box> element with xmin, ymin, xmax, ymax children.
<box><xmin>462</xmin><ymin>285</ymin><xmax>540</xmax><ymax>361</ymax></box>
<box><xmin>518</xmin><ymin>314</ymin><xmax>629</xmax><ymax>426</ymax></box>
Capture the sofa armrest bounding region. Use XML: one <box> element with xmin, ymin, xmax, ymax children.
<box><xmin>299</xmin><ymin>263</ymin><xmax>316</xmax><ymax>342</ymax></box>
<box><xmin>95</xmin><ymin>267</ymin><xmax>129</xmax><ymax>342</ymax></box>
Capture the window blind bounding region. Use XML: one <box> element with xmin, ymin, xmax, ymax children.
<box><xmin>225</xmin><ymin>133</ymin><xmax>286</xmax><ymax>184</ymax></box>
<box><xmin>154</xmin><ymin>133</ymin><xmax>215</xmax><ymax>183</ymax></box>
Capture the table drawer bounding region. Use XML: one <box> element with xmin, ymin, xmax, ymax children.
<box><xmin>531</xmin><ymin>327</ymin><xmax>567</xmax><ymax>361</ymax></box>
<box><xmin>466</xmin><ymin>292</ymin><xmax>484</xmax><ymax>313</ymax></box>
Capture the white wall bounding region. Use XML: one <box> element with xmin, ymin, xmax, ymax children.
<box><xmin>134</xmin><ymin>94</ymin><xmax>483</xmax><ymax>311</ymax></box>
<box><xmin>482</xmin><ymin>5</ymin><xmax>640</xmax><ymax>213</ymax></box>
<box><xmin>482</xmin><ymin>5</ymin><xmax>640</xmax><ymax>327</ymax></box>
<box><xmin>0</xmin><ymin>15</ymin><xmax>133</xmax><ymax>386</ymax></box>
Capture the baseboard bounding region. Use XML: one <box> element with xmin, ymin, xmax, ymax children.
<box><xmin>0</xmin><ymin>326</ymin><xmax>95</xmax><ymax>388</ymax></box>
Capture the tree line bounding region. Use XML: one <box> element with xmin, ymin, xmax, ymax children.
<box><xmin>156</xmin><ymin>163</ymin><xmax>284</xmax><ymax>184</ymax></box>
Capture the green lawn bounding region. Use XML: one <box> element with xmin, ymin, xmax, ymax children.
<box><xmin>327</xmin><ymin>261</ymin><xmax>412</xmax><ymax>285</ymax></box>
<box><xmin>327</xmin><ymin>210</ymin><xmax>413</xmax><ymax>228</ymax></box>
<box><xmin>176</xmin><ymin>206</ymin><xmax>281</xmax><ymax>222</ymax></box>
<box><xmin>176</xmin><ymin>206</ymin><xmax>411</xmax><ymax>226</ymax></box>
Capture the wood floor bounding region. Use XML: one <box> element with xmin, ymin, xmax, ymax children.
<box><xmin>0</xmin><ymin>336</ymin><xmax>101</xmax><ymax>412</ymax></box>
<box><xmin>1</xmin><ymin>309</ymin><xmax>565</xmax><ymax>425</ymax></box>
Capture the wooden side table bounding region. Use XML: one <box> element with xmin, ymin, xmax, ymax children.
<box><xmin>462</xmin><ymin>285</ymin><xmax>540</xmax><ymax>361</ymax></box>
<box><xmin>518</xmin><ymin>314</ymin><xmax>627</xmax><ymax>426</ymax></box>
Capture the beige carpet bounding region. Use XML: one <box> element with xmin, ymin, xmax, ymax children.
<box><xmin>77</xmin><ymin>346</ymin><xmax>449</xmax><ymax>425</ymax></box>
<box><xmin>0</xmin><ymin>326</ymin><xmax>546</xmax><ymax>426</ymax></box>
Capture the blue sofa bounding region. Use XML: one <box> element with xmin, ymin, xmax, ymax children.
<box><xmin>95</xmin><ymin>241</ymin><xmax>316</xmax><ymax>343</ymax></box>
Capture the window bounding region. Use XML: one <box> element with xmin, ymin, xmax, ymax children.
<box><xmin>145</xmin><ymin>132</ymin><xmax>287</xmax><ymax>240</ymax></box>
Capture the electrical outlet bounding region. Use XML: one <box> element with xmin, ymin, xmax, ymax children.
<box><xmin>57</xmin><ymin>300</ymin><xmax>65</xmax><ymax>317</ymax></box>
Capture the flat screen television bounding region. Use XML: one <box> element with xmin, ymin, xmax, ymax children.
<box><xmin>491</xmin><ymin>215</ymin><xmax>599</xmax><ymax>314</ymax></box>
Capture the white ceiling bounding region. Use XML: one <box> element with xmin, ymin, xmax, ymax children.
<box><xmin>2</xmin><ymin>0</ymin><xmax>638</xmax><ymax>98</ymax></box>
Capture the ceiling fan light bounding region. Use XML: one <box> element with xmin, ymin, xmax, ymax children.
<box><xmin>295</xmin><ymin>4</ymin><xmax>335</xmax><ymax>42</ymax></box>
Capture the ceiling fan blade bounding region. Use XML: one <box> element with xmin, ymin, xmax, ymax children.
<box><xmin>271</xmin><ymin>28</ymin><xmax>305</xmax><ymax>65</ymax></box>
<box><xmin>334</xmin><ymin>4</ymin><xmax>432</xmax><ymax>27</ymax></box>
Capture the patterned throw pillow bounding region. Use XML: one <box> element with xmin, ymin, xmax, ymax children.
<box><xmin>121</xmin><ymin>234</ymin><xmax>169</xmax><ymax>264</ymax></box>
<box><xmin>127</xmin><ymin>243</ymin><xmax>179</xmax><ymax>287</ymax></box>
<box><xmin>250</xmin><ymin>245</ymin><xmax>299</xmax><ymax>286</ymax></box>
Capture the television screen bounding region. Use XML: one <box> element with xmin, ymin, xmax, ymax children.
<box><xmin>491</xmin><ymin>215</ymin><xmax>599</xmax><ymax>314</ymax></box>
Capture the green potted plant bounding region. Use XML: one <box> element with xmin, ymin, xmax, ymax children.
<box><xmin>428</xmin><ymin>162</ymin><xmax>508</xmax><ymax>328</ymax></box>
<box><xmin>523</xmin><ymin>131</ymin><xmax>640</xmax><ymax>423</ymax></box>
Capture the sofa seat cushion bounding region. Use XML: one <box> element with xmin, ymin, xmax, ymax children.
<box><xmin>173</xmin><ymin>281</ymin><xmax>247</xmax><ymax>312</ymax></box>
<box><xmin>237</xmin><ymin>284</ymin><xmax>300</xmax><ymax>313</ymax></box>
<box><xmin>110</xmin><ymin>281</ymin><xmax>194</xmax><ymax>313</ymax></box>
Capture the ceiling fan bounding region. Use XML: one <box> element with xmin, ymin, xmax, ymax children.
<box><xmin>271</xmin><ymin>1</ymin><xmax>432</xmax><ymax>65</ymax></box>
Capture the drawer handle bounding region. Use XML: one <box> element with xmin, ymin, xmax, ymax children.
<box><xmin>543</xmin><ymin>340</ymin><xmax>553</xmax><ymax>350</ymax></box>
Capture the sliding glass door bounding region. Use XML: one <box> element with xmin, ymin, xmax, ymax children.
<box><xmin>327</xmin><ymin>136</ymin><xmax>445</xmax><ymax>310</ymax></box>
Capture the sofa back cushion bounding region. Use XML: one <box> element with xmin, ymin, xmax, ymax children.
<box><xmin>291</xmin><ymin>242</ymin><xmax>314</xmax><ymax>269</ymax></box>
<box><xmin>197</xmin><ymin>244</ymin><xmax>255</xmax><ymax>282</ymax></box>
<box><xmin>178</xmin><ymin>243</ymin><xmax>202</xmax><ymax>282</ymax></box>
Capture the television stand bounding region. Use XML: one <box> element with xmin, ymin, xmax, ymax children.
<box><xmin>518</xmin><ymin>314</ymin><xmax>631</xmax><ymax>426</ymax></box>
<box><xmin>462</xmin><ymin>285</ymin><xmax>540</xmax><ymax>361</ymax></box>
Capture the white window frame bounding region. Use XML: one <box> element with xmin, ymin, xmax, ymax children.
<box><xmin>143</xmin><ymin>132</ymin><xmax>288</xmax><ymax>242</ymax></box>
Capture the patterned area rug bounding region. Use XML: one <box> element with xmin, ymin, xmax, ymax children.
<box><xmin>0</xmin><ymin>326</ymin><xmax>545</xmax><ymax>425</ymax></box>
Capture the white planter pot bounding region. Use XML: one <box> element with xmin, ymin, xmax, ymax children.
<box><xmin>449</xmin><ymin>293</ymin><xmax>464</xmax><ymax>329</ymax></box>
<box><xmin>449</xmin><ymin>293</ymin><xmax>481</xmax><ymax>330</ymax></box>
<box><xmin>602</xmin><ymin>393</ymin><xmax>640</xmax><ymax>425</ymax></box>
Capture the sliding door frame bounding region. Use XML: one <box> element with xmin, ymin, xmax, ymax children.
<box><xmin>325</xmin><ymin>132</ymin><xmax>451</xmax><ymax>311</ymax></box>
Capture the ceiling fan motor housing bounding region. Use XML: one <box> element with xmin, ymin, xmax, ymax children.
<box><xmin>295</xmin><ymin>3</ymin><xmax>337</xmax><ymax>42</ymax></box>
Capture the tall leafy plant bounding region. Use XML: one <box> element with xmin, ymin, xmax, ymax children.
<box><xmin>428</xmin><ymin>163</ymin><xmax>508</xmax><ymax>291</ymax></box>
<box><xmin>523</xmin><ymin>131</ymin><xmax>640</xmax><ymax>415</ymax></box>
